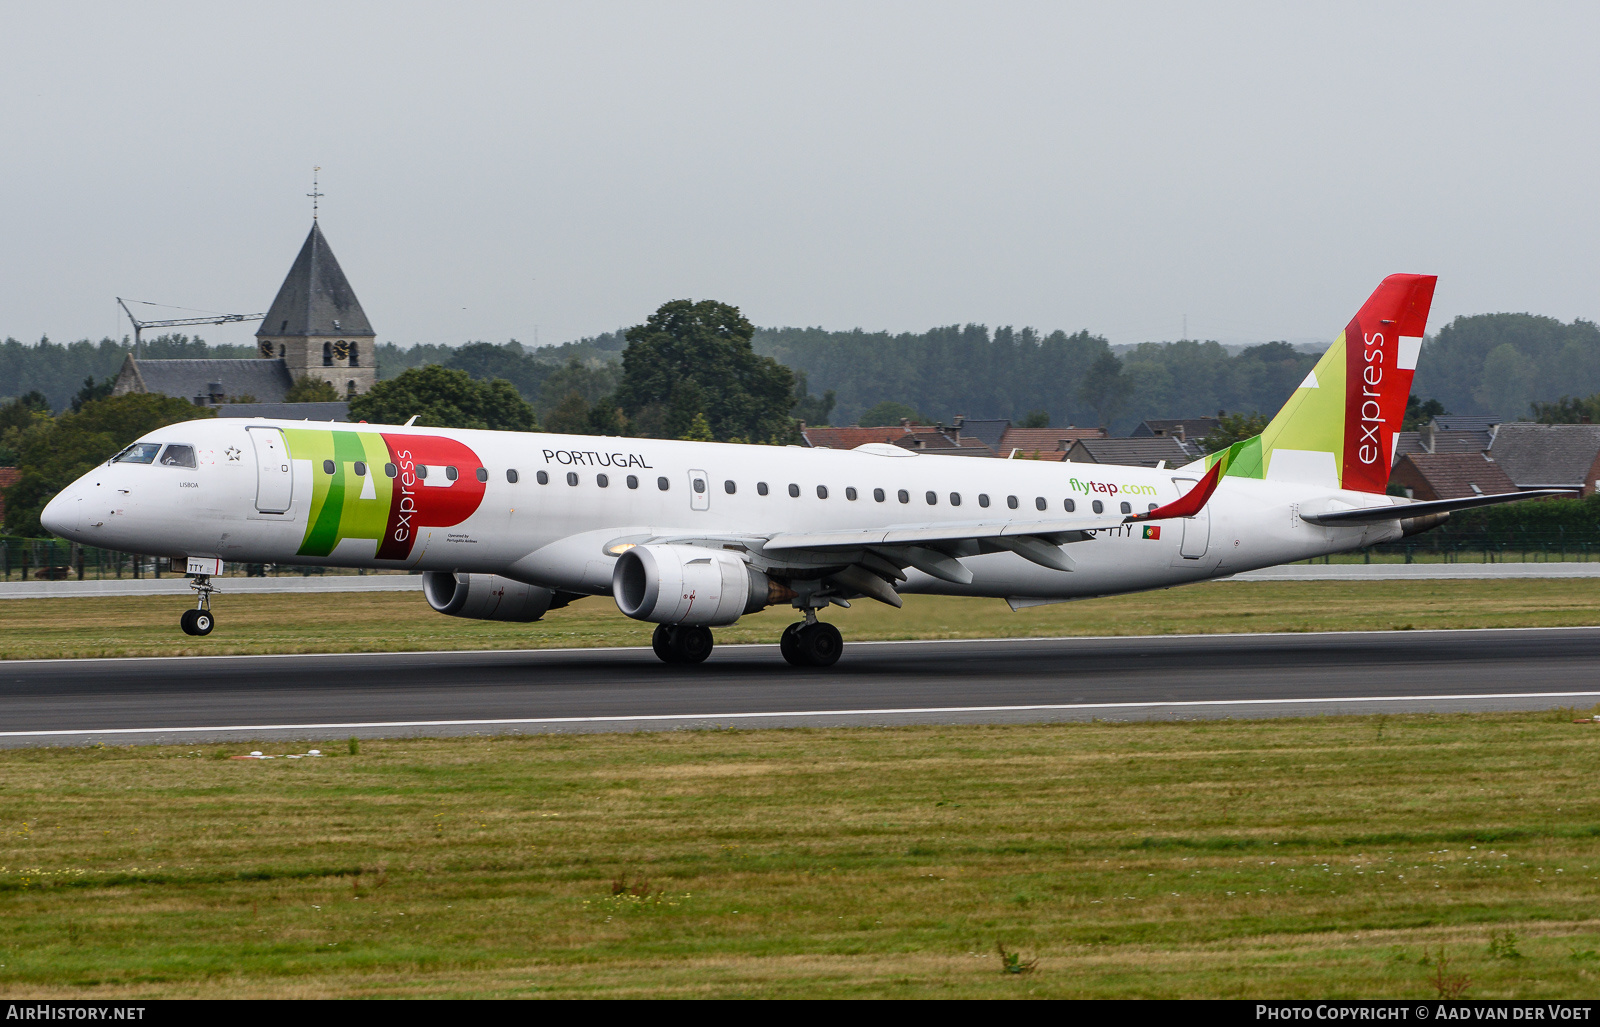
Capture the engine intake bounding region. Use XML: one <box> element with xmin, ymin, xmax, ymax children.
<box><xmin>612</xmin><ymin>545</ymin><xmax>770</xmax><ymax>626</ymax></box>
<box><xmin>423</xmin><ymin>571</ymin><xmax>562</xmax><ymax>622</ymax></box>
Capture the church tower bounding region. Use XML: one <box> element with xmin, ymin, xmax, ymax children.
<box><xmin>255</xmin><ymin>223</ymin><xmax>377</xmax><ymax>396</ymax></box>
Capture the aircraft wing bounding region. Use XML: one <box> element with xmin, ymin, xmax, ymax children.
<box><xmin>1298</xmin><ymin>489</ymin><xmax>1573</xmax><ymax>525</ymax></box>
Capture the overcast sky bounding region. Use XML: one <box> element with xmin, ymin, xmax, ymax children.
<box><xmin>3</xmin><ymin>2</ymin><xmax>1596</xmax><ymax>352</ymax></box>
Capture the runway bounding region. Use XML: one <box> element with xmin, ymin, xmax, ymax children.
<box><xmin>1</xmin><ymin>627</ymin><xmax>1596</xmax><ymax>747</ymax></box>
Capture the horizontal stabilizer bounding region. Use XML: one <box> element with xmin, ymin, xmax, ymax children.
<box><xmin>1299</xmin><ymin>489</ymin><xmax>1573</xmax><ymax>526</ymax></box>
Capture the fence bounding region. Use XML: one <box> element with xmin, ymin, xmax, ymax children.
<box><xmin>0</xmin><ymin>537</ymin><xmax>350</xmax><ymax>581</ymax></box>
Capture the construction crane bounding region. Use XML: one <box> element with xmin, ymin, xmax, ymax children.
<box><xmin>116</xmin><ymin>298</ymin><xmax>266</xmax><ymax>355</ymax></box>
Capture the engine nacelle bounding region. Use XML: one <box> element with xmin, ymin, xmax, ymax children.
<box><xmin>422</xmin><ymin>571</ymin><xmax>559</xmax><ymax>622</ymax></box>
<box><xmin>612</xmin><ymin>545</ymin><xmax>769</xmax><ymax>626</ymax></box>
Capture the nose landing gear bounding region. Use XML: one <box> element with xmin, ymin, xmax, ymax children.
<box><xmin>180</xmin><ymin>574</ymin><xmax>217</xmax><ymax>636</ymax></box>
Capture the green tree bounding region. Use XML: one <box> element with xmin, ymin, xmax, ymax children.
<box><xmin>284</xmin><ymin>376</ymin><xmax>340</xmax><ymax>403</ymax></box>
<box><xmin>1402</xmin><ymin>395</ymin><xmax>1449</xmax><ymax>431</ymax></box>
<box><xmin>347</xmin><ymin>365</ymin><xmax>538</xmax><ymax>431</ymax></box>
<box><xmin>542</xmin><ymin>391</ymin><xmax>592</xmax><ymax>434</ymax></box>
<box><xmin>614</xmin><ymin>300</ymin><xmax>795</xmax><ymax>442</ymax></box>
<box><xmin>3</xmin><ymin>393</ymin><xmax>215</xmax><ymax>536</ymax></box>
<box><xmin>1078</xmin><ymin>351</ymin><xmax>1132</xmax><ymax>428</ymax></box>
<box><xmin>1019</xmin><ymin>409</ymin><xmax>1050</xmax><ymax>428</ymax></box>
<box><xmin>857</xmin><ymin>400</ymin><xmax>923</xmax><ymax>427</ymax></box>
<box><xmin>1474</xmin><ymin>343</ymin><xmax>1536</xmax><ymax>421</ymax></box>
<box><xmin>1531</xmin><ymin>393</ymin><xmax>1600</xmax><ymax>424</ymax></box>
<box><xmin>790</xmin><ymin>371</ymin><xmax>835</xmax><ymax>426</ymax></box>
<box><xmin>70</xmin><ymin>376</ymin><xmax>114</xmax><ymax>412</ymax></box>
<box><xmin>444</xmin><ymin>341</ymin><xmax>551</xmax><ymax>403</ymax></box>
<box><xmin>679</xmin><ymin>412</ymin><xmax>715</xmax><ymax>442</ymax></box>
<box><xmin>1198</xmin><ymin>411</ymin><xmax>1269</xmax><ymax>453</ymax></box>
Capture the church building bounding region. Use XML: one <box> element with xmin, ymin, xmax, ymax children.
<box><xmin>111</xmin><ymin>222</ymin><xmax>376</xmax><ymax>416</ymax></box>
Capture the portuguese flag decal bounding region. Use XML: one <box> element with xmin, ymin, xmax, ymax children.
<box><xmin>1143</xmin><ymin>525</ymin><xmax>1160</xmax><ymax>540</ymax></box>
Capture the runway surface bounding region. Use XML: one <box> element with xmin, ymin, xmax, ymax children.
<box><xmin>2</xmin><ymin>627</ymin><xmax>1597</xmax><ymax>747</ymax></box>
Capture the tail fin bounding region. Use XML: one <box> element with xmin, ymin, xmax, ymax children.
<box><xmin>1208</xmin><ymin>273</ymin><xmax>1437</xmax><ymax>494</ymax></box>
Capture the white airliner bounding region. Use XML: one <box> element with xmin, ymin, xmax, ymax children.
<box><xmin>40</xmin><ymin>275</ymin><xmax>1560</xmax><ymax>666</ymax></box>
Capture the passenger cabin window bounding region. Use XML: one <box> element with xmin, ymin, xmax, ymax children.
<box><xmin>925</xmin><ymin>491</ymin><xmax>938</xmax><ymax>505</ymax></box>
<box><xmin>757</xmin><ymin>482</ymin><xmax>769</xmax><ymax>496</ymax></box>
<box><xmin>979</xmin><ymin>493</ymin><xmax>990</xmax><ymax>508</ymax></box>
<box><xmin>1035</xmin><ymin>496</ymin><xmax>1047</xmax><ymax>511</ymax></box>
<box><xmin>1120</xmin><ymin>501</ymin><xmax>1132</xmax><ymax>514</ymax></box>
<box><xmin>788</xmin><ymin>483</ymin><xmax>800</xmax><ymax>497</ymax></box>
<box><xmin>1149</xmin><ymin>503</ymin><xmax>1158</xmax><ymax>512</ymax></box>
<box><xmin>898</xmin><ymin>489</ymin><xmax>910</xmax><ymax>504</ymax></box>
<box><xmin>692</xmin><ymin>477</ymin><xmax>705</xmax><ymax>493</ymax></box>
<box><xmin>1064</xmin><ymin>498</ymin><xmax>1076</xmax><ymax>512</ymax></box>
<box><xmin>873</xmin><ymin>488</ymin><xmax>885</xmax><ymax>502</ymax></box>
<box><xmin>536</xmin><ymin>470</ymin><xmax>549</xmax><ymax>485</ymax></box>
<box><xmin>110</xmin><ymin>442</ymin><xmax>156</xmax><ymax>464</ymax></box>
<box><xmin>160</xmin><ymin>445</ymin><xmax>197</xmax><ymax>468</ymax></box>
<box><xmin>322</xmin><ymin>459</ymin><xmax>336</xmax><ymax>475</ymax></box>
<box><xmin>817</xmin><ymin>485</ymin><xmax>828</xmax><ymax>499</ymax></box>
<box><xmin>598</xmin><ymin>474</ymin><xmax>610</xmax><ymax>487</ymax></box>
<box><xmin>724</xmin><ymin>480</ymin><xmax>736</xmax><ymax>494</ymax></box>
<box><xmin>845</xmin><ymin>487</ymin><xmax>858</xmax><ymax>501</ymax></box>
<box><xmin>354</xmin><ymin>461</ymin><xmax>367</xmax><ymax>477</ymax></box>
<box><xmin>475</xmin><ymin>467</ymin><xmax>488</xmax><ymax>482</ymax></box>
<box><xmin>417</xmin><ymin>466</ymin><xmax>428</xmax><ymax>480</ymax></box>
<box><xmin>445</xmin><ymin>466</ymin><xmax>459</xmax><ymax>481</ymax></box>
<box><xmin>506</xmin><ymin>469</ymin><xmax>519</xmax><ymax>483</ymax></box>
<box><xmin>385</xmin><ymin>463</ymin><xmax>398</xmax><ymax>478</ymax></box>
<box><xmin>1092</xmin><ymin>500</ymin><xmax>1104</xmax><ymax>514</ymax></box>
<box><xmin>1007</xmin><ymin>495</ymin><xmax>1019</xmax><ymax>509</ymax></box>
<box><xmin>949</xmin><ymin>492</ymin><xmax>961</xmax><ymax>506</ymax></box>
<box><xmin>566</xmin><ymin>472</ymin><xmax>579</xmax><ymax>486</ymax></box>
<box><xmin>657</xmin><ymin>476</ymin><xmax>670</xmax><ymax>490</ymax></box>
<box><xmin>627</xmin><ymin>475</ymin><xmax>638</xmax><ymax>489</ymax></box>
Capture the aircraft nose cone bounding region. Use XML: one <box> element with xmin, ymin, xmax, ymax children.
<box><xmin>40</xmin><ymin>487</ymin><xmax>74</xmax><ymax>539</ymax></box>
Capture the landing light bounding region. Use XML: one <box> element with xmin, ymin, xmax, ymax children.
<box><xmin>607</xmin><ymin>542</ymin><xmax>637</xmax><ymax>556</ymax></box>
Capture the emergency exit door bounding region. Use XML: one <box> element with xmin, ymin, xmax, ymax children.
<box><xmin>248</xmin><ymin>427</ymin><xmax>293</xmax><ymax>513</ymax></box>
<box><xmin>688</xmin><ymin>469</ymin><xmax>710</xmax><ymax>511</ymax></box>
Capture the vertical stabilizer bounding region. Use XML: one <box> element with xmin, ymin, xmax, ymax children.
<box><xmin>1207</xmin><ymin>274</ymin><xmax>1436</xmax><ymax>494</ymax></box>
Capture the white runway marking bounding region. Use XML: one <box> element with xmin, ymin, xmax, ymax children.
<box><xmin>6</xmin><ymin>690</ymin><xmax>1600</xmax><ymax>739</ymax></box>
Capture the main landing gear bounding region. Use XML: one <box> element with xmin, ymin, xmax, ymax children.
<box><xmin>779</xmin><ymin>611</ymin><xmax>842</xmax><ymax>668</ymax></box>
<box><xmin>652</xmin><ymin>623</ymin><xmax>714</xmax><ymax>665</ymax></box>
<box><xmin>180</xmin><ymin>574</ymin><xmax>217</xmax><ymax>636</ymax></box>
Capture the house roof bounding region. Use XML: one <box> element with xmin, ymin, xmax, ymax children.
<box><xmin>215</xmin><ymin>402</ymin><xmax>350</xmax><ymax>422</ymax></box>
<box><xmin>801</xmin><ymin>425</ymin><xmax>939</xmax><ymax>449</ymax></box>
<box><xmin>1392</xmin><ymin>428</ymin><xmax>1493</xmax><ymax>458</ymax></box>
<box><xmin>950</xmin><ymin>417</ymin><xmax>1011</xmax><ymax>450</ymax></box>
<box><xmin>1394</xmin><ymin>453</ymin><xmax>1517</xmax><ymax>500</ymax></box>
<box><xmin>0</xmin><ymin>467</ymin><xmax>19</xmax><ymax>489</ymax></box>
<box><xmin>1129</xmin><ymin>417</ymin><xmax>1221</xmax><ymax>441</ymax></box>
<box><xmin>125</xmin><ymin>358</ymin><xmax>294</xmax><ymax>403</ymax></box>
<box><xmin>1488</xmin><ymin>423</ymin><xmax>1600</xmax><ymax>488</ymax></box>
<box><xmin>998</xmin><ymin>427</ymin><xmax>1107</xmax><ymax>453</ymax></box>
<box><xmin>1064</xmin><ymin>437</ymin><xmax>1195</xmax><ymax>467</ymax></box>
<box><xmin>892</xmin><ymin>432</ymin><xmax>996</xmax><ymax>456</ymax></box>
<box><xmin>1433</xmin><ymin>415</ymin><xmax>1501</xmax><ymax>433</ymax></box>
<box><xmin>257</xmin><ymin>222</ymin><xmax>376</xmax><ymax>339</ymax></box>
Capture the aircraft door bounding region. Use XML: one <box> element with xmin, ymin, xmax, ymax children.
<box><xmin>1172</xmin><ymin>476</ymin><xmax>1210</xmax><ymax>559</ymax></box>
<box><xmin>688</xmin><ymin>469</ymin><xmax>710</xmax><ymax>511</ymax></box>
<box><xmin>247</xmin><ymin>427</ymin><xmax>293</xmax><ymax>513</ymax></box>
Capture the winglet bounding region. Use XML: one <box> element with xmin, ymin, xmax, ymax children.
<box><xmin>1124</xmin><ymin>458</ymin><xmax>1223</xmax><ymax>523</ymax></box>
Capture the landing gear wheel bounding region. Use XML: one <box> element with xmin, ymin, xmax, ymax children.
<box><xmin>780</xmin><ymin>622</ymin><xmax>806</xmax><ymax>667</ymax></box>
<box><xmin>668</xmin><ymin>625</ymin><xmax>714</xmax><ymax>664</ymax></box>
<box><xmin>652</xmin><ymin>624</ymin><xmax>713</xmax><ymax>665</ymax></box>
<box><xmin>797</xmin><ymin>622</ymin><xmax>842</xmax><ymax>667</ymax></box>
<box><xmin>180</xmin><ymin>608</ymin><xmax>214</xmax><ymax>636</ymax></box>
<box><xmin>652</xmin><ymin>623</ymin><xmax>675</xmax><ymax>663</ymax></box>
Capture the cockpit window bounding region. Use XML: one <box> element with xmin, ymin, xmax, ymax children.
<box><xmin>113</xmin><ymin>442</ymin><xmax>161</xmax><ymax>464</ymax></box>
<box><xmin>159</xmin><ymin>445</ymin><xmax>197</xmax><ymax>468</ymax></box>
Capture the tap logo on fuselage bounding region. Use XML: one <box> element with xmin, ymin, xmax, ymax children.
<box><xmin>282</xmin><ymin>428</ymin><xmax>487</xmax><ymax>561</ymax></box>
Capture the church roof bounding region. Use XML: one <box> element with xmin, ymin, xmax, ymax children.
<box><xmin>123</xmin><ymin>357</ymin><xmax>294</xmax><ymax>403</ymax></box>
<box><xmin>256</xmin><ymin>223</ymin><xmax>375</xmax><ymax>338</ymax></box>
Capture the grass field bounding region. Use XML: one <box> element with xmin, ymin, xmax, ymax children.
<box><xmin>2</xmin><ymin>714</ymin><xmax>1600</xmax><ymax>998</ymax></box>
<box><xmin>4</xmin><ymin>578</ymin><xmax>1600</xmax><ymax>660</ymax></box>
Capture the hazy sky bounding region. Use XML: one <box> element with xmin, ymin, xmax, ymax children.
<box><xmin>3</xmin><ymin>2</ymin><xmax>1596</xmax><ymax>352</ymax></box>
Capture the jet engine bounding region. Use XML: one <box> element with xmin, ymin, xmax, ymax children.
<box><xmin>612</xmin><ymin>545</ymin><xmax>773</xmax><ymax>626</ymax></box>
<box><xmin>422</xmin><ymin>571</ymin><xmax>563</xmax><ymax>622</ymax></box>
